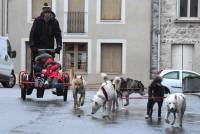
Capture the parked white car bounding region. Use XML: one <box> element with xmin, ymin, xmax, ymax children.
<box><xmin>159</xmin><ymin>69</ymin><xmax>200</xmax><ymax>93</ymax></box>
<box><xmin>0</xmin><ymin>36</ymin><xmax>16</xmax><ymax>88</ymax></box>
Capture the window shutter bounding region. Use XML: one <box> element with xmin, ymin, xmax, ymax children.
<box><xmin>68</xmin><ymin>0</ymin><xmax>85</xmax><ymax>12</ymax></box>
<box><xmin>101</xmin><ymin>43</ymin><xmax>122</xmax><ymax>73</ymax></box>
<box><xmin>101</xmin><ymin>0</ymin><xmax>121</xmax><ymax>20</ymax></box>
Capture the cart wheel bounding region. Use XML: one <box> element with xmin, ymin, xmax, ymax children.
<box><xmin>27</xmin><ymin>87</ymin><xmax>34</xmax><ymax>95</ymax></box>
<box><xmin>37</xmin><ymin>88</ymin><xmax>45</xmax><ymax>98</ymax></box>
<box><xmin>63</xmin><ymin>88</ymin><xmax>68</xmax><ymax>102</ymax></box>
<box><xmin>21</xmin><ymin>88</ymin><xmax>27</xmax><ymax>101</ymax></box>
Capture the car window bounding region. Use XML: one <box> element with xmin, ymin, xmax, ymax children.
<box><xmin>163</xmin><ymin>71</ymin><xmax>179</xmax><ymax>79</ymax></box>
<box><xmin>7</xmin><ymin>40</ymin><xmax>11</xmax><ymax>52</ymax></box>
<box><xmin>7</xmin><ymin>40</ymin><xmax>12</xmax><ymax>57</ymax></box>
<box><xmin>182</xmin><ymin>71</ymin><xmax>199</xmax><ymax>79</ymax></box>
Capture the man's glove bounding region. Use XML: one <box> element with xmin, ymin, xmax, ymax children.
<box><xmin>54</xmin><ymin>47</ymin><xmax>61</xmax><ymax>54</ymax></box>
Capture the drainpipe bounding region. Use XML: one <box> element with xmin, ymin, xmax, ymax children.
<box><xmin>1</xmin><ymin>0</ymin><xmax>4</xmax><ymax>35</ymax></box>
<box><xmin>157</xmin><ymin>0</ymin><xmax>161</xmax><ymax>72</ymax></box>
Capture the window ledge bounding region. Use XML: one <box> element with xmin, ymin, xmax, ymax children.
<box><xmin>97</xmin><ymin>20</ymin><xmax>125</xmax><ymax>24</ymax></box>
<box><xmin>174</xmin><ymin>18</ymin><xmax>200</xmax><ymax>23</ymax></box>
<box><xmin>76</xmin><ymin>72</ymin><xmax>88</xmax><ymax>75</ymax></box>
<box><xmin>100</xmin><ymin>72</ymin><xmax>122</xmax><ymax>75</ymax></box>
<box><xmin>63</xmin><ymin>33</ymin><xmax>88</xmax><ymax>37</ymax></box>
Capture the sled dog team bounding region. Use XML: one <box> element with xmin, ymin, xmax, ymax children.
<box><xmin>71</xmin><ymin>73</ymin><xmax>186</xmax><ymax>127</ymax></box>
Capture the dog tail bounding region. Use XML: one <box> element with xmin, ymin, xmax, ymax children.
<box><xmin>101</xmin><ymin>73</ymin><xmax>108</xmax><ymax>82</ymax></box>
<box><xmin>113</xmin><ymin>77</ymin><xmax>121</xmax><ymax>90</ymax></box>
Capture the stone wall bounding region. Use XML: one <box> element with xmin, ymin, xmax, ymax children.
<box><xmin>151</xmin><ymin>0</ymin><xmax>200</xmax><ymax>74</ymax></box>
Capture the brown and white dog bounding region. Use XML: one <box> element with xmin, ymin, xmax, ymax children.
<box><xmin>71</xmin><ymin>70</ymin><xmax>86</xmax><ymax>109</ymax></box>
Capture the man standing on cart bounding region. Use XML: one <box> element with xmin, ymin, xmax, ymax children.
<box><xmin>29</xmin><ymin>3</ymin><xmax>62</xmax><ymax>95</ymax></box>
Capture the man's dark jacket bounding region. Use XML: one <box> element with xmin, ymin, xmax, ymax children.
<box><xmin>29</xmin><ymin>11</ymin><xmax>62</xmax><ymax>49</ymax></box>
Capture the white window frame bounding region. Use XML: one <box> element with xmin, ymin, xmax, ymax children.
<box><xmin>63</xmin><ymin>0</ymin><xmax>88</xmax><ymax>37</ymax></box>
<box><xmin>27</xmin><ymin>0</ymin><xmax>57</xmax><ymax>23</ymax></box>
<box><xmin>96</xmin><ymin>0</ymin><xmax>126</xmax><ymax>24</ymax></box>
<box><xmin>96</xmin><ymin>39</ymin><xmax>126</xmax><ymax>74</ymax></box>
<box><xmin>177</xmin><ymin>0</ymin><xmax>200</xmax><ymax>20</ymax></box>
<box><xmin>62</xmin><ymin>39</ymin><xmax>92</xmax><ymax>74</ymax></box>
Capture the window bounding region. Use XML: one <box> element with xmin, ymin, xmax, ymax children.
<box><xmin>163</xmin><ymin>71</ymin><xmax>179</xmax><ymax>79</ymax></box>
<box><xmin>63</xmin><ymin>43</ymin><xmax>88</xmax><ymax>72</ymax></box>
<box><xmin>179</xmin><ymin>0</ymin><xmax>199</xmax><ymax>17</ymax></box>
<box><xmin>182</xmin><ymin>71</ymin><xmax>199</xmax><ymax>79</ymax></box>
<box><xmin>180</xmin><ymin>0</ymin><xmax>188</xmax><ymax>17</ymax></box>
<box><xmin>96</xmin><ymin>0</ymin><xmax>125</xmax><ymax>24</ymax></box>
<box><xmin>101</xmin><ymin>0</ymin><xmax>121</xmax><ymax>20</ymax></box>
<box><xmin>32</xmin><ymin>0</ymin><xmax>52</xmax><ymax>19</ymax></box>
<box><xmin>67</xmin><ymin>0</ymin><xmax>85</xmax><ymax>33</ymax></box>
<box><xmin>101</xmin><ymin>43</ymin><xmax>122</xmax><ymax>73</ymax></box>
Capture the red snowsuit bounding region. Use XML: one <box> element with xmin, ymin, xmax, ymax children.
<box><xmin>42</xmin><ymin>57</ymin><xmax>62</xmax><ymax>81</ymax></box>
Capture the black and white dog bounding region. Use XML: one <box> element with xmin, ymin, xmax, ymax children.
<box><xmin>165</xmin><ymin>93</ymin><xmax>186</xmax><ymax>127</ymax></box>
<box><xmin>91</xmin><ymin>74</ymin><xmax>117</xmax><ymax>117</ymax></box>
<box><xmin>113</xmin><ymin>77</ymin><xmax>145</xmax><ymax>106</ymax></box>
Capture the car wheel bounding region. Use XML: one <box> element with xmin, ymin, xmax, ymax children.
<box><xmin>2</xmin><ymin>72</ymin><xmax>16</xmax><ymax>88</ymax></box>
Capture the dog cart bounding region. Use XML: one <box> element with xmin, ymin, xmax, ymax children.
<box><xmin>18</xmin><ymin>49</ymin><xmax>71</xmax><ymax>101</ymax></box>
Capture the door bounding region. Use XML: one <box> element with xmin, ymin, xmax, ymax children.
<box><xmin>172</xmin><ymin>44</ymin><xmax>193</xmax><ymax>70</ymax></box>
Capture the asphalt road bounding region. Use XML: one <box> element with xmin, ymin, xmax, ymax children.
<box><xmin>0</xmin><ymin>87</ymin><xmax>200</xmax><ymax>134</ymax></box>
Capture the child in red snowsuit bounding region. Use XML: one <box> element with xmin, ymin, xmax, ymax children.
<box><xmin>42</xmin><ymin>57</ymin><xmax>62</xmax><ymax>81</ymax></box>
<box><xmin>34</xmin><ymin>53</ymin><xmax>64</xmax><ymax>94</ymax></box>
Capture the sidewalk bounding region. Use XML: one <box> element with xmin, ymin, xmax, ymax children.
<box><xmin>186</xmin><ymin>93</ymin><xmax>200</xmax><ymax>97</ymax></box>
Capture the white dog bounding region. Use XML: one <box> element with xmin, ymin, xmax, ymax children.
<box><xmin>91</xmin><ymin>74</ymin><xmax>117</xmax><ymax>118</ymax></box>
<box><xmin>165</xmin><ymin>93</ymin><xmax>186</xmax><ymax>127</ymax></box>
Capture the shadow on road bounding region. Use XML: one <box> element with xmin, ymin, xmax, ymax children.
<box><xmin>165</xmin><ymin>127</ymin><xmax>184</xmax><ymax>134</ymax></box>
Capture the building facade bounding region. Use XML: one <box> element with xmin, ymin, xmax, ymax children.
<box><xmin>151</xmin><ymin>0</ymin><xmax>200</xmax><ymax>77</ymax></box>
<box><xmin>7</xmin><ymin>0</ymin><xmax>151</xmax><ymax>86</ymax></box>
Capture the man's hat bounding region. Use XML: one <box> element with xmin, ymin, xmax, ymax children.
<box><xmin>42</xmin><ymin>3</ymin><xmax>51</xmax><ymax>10</ymax></box>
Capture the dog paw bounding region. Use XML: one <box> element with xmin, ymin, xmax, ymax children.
<box><xmin>124</xmin><ymin>103</ymin><xmax>129</xmax><ymax>106</ymax></box>
<box><xmin>165</xmin><ymin>119</ymin><xmax>170</xmax><ymax>124</ymax></box>
<box><xmin>102</xmin><ymin>115</ymin><xmax>109</xmax><ymax>119</ymax></box>
<box><xmin>81</xmin><ymin>102</ymin><xmax>84</xmax><ymax>106</ymax></box>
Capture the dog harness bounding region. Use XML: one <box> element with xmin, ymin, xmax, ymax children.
<box><xmin>101</xmin><ymin>86</ymin><xmax>108</xmax><ymax>101</ymax></box>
